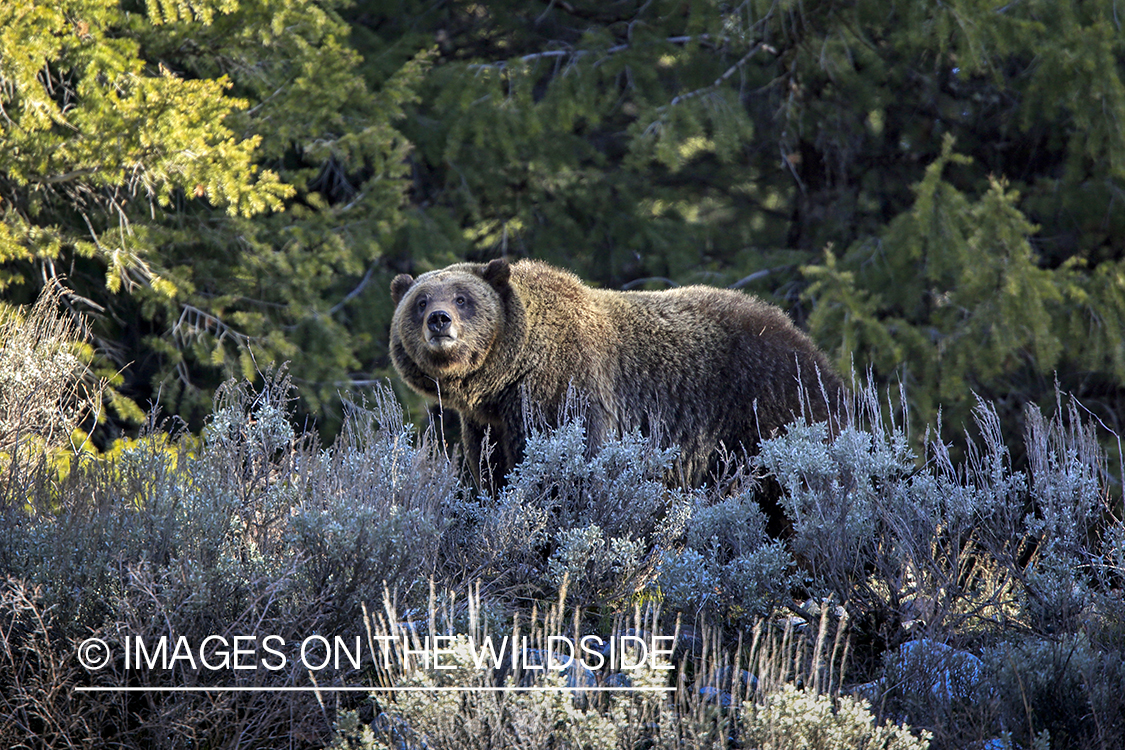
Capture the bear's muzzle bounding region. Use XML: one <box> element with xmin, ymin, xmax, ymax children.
<box><xmin>425</xmin><ymin>309</ymin><xmax>459</xmax><ymax>348</ymax></box>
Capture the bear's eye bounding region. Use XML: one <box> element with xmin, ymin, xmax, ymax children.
<box><xmin>417</xmin><ymin>298</ymin><xmax>427</xmax><ymax>312</ymax></box>
<box><xmin>455</xmin><ymin>296</ymin><xmax>467</xmax><ymax>307</ymax></box>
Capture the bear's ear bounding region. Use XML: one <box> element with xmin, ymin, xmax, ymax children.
<box><xmin>390</xmin><ymin>274</ymin><xmax>414</xmax><ymax>305</ymax></box>
<box><xmin>482</xmin><ymin>258</ymin><xmax>510</xmax><ymax>288</ymax></box>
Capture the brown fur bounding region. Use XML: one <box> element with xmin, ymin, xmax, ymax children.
<box><xmin>390</xmin><ymin>258</ymin><xmax>842</xmax><ymax>489</ymax></box>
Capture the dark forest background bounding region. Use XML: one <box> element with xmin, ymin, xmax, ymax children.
<box><xmin>2</xmin><ymin>0</ymin><xmax>1125</xmax><ymax>450</ymax></box>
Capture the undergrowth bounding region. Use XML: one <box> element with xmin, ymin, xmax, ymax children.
<box><xmin>1</xmin><ymin>362</ymin><xmax>1122</xmax><ymax>749</ymax></box>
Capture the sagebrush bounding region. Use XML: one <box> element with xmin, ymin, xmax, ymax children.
<box><xmin>1</xmin><ymin>369</ymin><xmax>1121</xmax><ymax>749</ymax></box>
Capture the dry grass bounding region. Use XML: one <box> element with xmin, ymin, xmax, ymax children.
<box><xmin>0</xmin><ymin>284</ymin><xmax>102</xmax><ymax>458</ymax></box>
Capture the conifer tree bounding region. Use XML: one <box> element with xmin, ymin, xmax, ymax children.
<box><xmin>3</xmin><ymin>0</ymin><xmax>1123</xmax><ymax>445</ymax></box>
<box><xmin>0</xmin><ymin>0</ymin><xmax>426</xmax><ymax>434</ymax></box>
<box><xmin>351</xmin><ymin>0</ymin><xmax>1125</xmax><ymax>440</ymax></box>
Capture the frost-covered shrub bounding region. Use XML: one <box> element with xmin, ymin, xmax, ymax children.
<box><xmin>758</xmin><ymin>386</ymin><xmax>1120</xmax><ymax>656</ymax></box>
<box><xmin>656</xmin><ymin>548</ymin><xmax>714</xmax><ymax>616</ymax></box>
<box><xmin>758</xmin><ymin>417</ymin><xmax>915</xmax><ymax>605</ymax></box>
<box><xmin>547</xmin><ymin>524</ymin><xmax>644</xmax><ymax>601</ymax></box>
<box><xmin>757</xmin><ymin>409</ymin><xmax>966</xmax><ymax>641</ymax></box>
<box><xmin>458</xmin><ymin>418</ymin><xmax>689</xmax><ymax>602</ymax></box>
<box><xmin>742</xmin><ymin>684</ymin><xmax>931</xmax><ymax>750</ymax></box>
<box><xmin>505</xmin><ymin>419</ymin><xmax>681</xmax><ymax>539</ymax></box>
<box><xmin>1024</xmin><ymin>400</ymin><xmax>1107</xmax><ymax>558</ymax></box>
<box><xmin>656</xmin><ymin>491</ymin><xmax>795</xmax><ymax>622</ymax></box>
<box><xmin>287</xmin><ymin>388</ymin><xmax>456</xmax><ymax>623</ymax></box>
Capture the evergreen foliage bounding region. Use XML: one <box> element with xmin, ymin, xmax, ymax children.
<box><xmin>356</xmin><ymin>0</ymin><xmax>1125</xmax><ymax>445</ymax></box>
<box><xmin>1</xmin><ymin>0</ymin><xmax>1124</xmax><ymax>448</ymax></box>
<box><xmin>0</xmin><ymin>0</ymin><xmax>425</xmax><ymax>436</ymax></box>
<box><xmin>805</xmin><ymin>135</ymin><xmax>1125</xmax><ymax>431</ymax></box>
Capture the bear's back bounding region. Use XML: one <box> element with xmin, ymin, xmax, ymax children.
<box><xmin>595</xmin><ymin>283</ymin><xmax>838</xmax><ymax>481</ymax></box>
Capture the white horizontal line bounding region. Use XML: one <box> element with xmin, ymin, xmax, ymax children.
<box><xmin>76</xmin><ymin>686</ymin><xmax>675</xmax><ymax>693</ymax></box>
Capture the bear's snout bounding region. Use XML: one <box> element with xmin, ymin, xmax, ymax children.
<box><xmin>427</xmin><ymin>309</ymin><xmax>452</xmax><ymax>333</ymax></box>
<box><xmin>425</xmin><ymin>309</ymin><xmax>458</xmax><ymax>345</ymax></box>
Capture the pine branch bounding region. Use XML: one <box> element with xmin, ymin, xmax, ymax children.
<box><xmin>31</xmin><ymin>168</ymin><xmax>98</xmax><ymax>185</ymax></box>
<box><xmin>468</xmin><ymin>35</ymin><xmax>720</xmax><ymax>71</ymax></box>
<box><xmin>663</xmin><ymin>42</ymin><xmax>777</xmax><ymax>110</ymax></box>
<box><xmin>329</xmin><ymin>263</ymin><xmax>378</xmax><ymax>315</ymax></box>
<box><xmin>729</xmin><ymin>266</ymin><xmax>794</xmax><ymax>290</ymax></box>
<box><xmin>173</xmin><ymin>304</ymin><xmax>254</xmax><ymax>346</ymax></box>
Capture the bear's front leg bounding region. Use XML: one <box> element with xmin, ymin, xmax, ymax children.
<box><xmin>460</xmin><ymin>416</ymin><xmax>497</xmax><ymax>493</ymax></box>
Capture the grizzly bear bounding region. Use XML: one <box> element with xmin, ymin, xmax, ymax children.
<box><xmin>390</xmin><ymin>258</ymin><xmax>841</xmax><ymax>490</ymax></box>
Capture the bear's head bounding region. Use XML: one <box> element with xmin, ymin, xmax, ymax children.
<box><xmin>390</xmin><ymin>258</ymin><xmax>511</xmax><ymax>377</ymax></box>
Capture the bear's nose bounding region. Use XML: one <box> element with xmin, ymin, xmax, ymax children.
<box><xmin>427</xmin><ymin>310</ymin><xmax>452</xmax><ymax>334</ymax></box>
